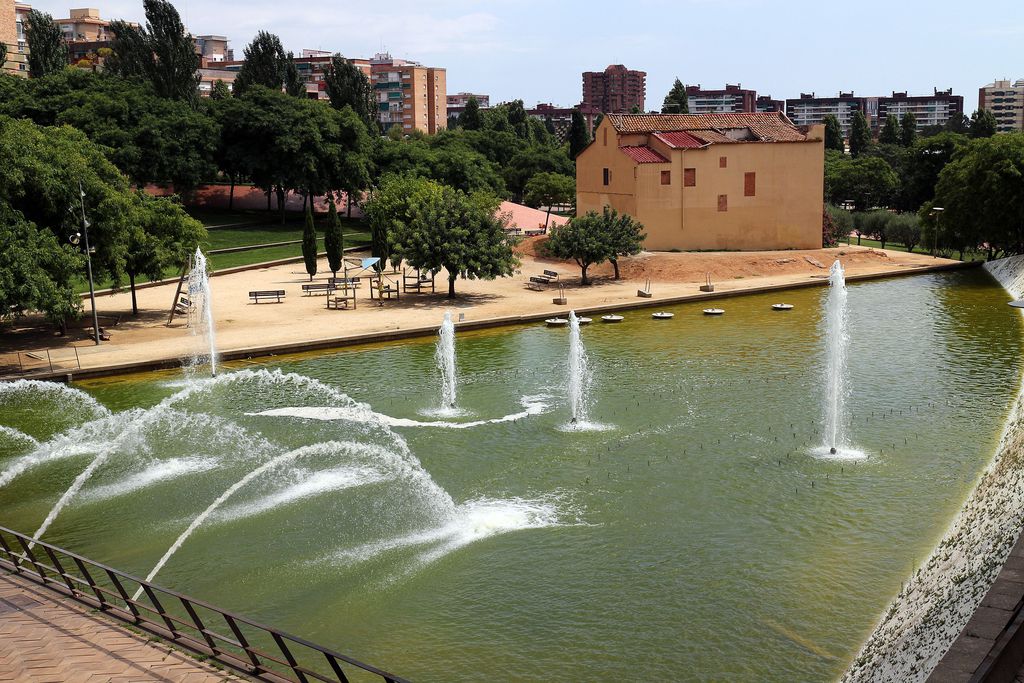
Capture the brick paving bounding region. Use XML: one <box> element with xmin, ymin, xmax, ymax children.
<box><xmin>0</xmin><ymin>571</ymin><xmax>240</xmax><ymax>682</ymax></box>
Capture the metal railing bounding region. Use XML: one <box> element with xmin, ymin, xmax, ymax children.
<box><xmin>0</xmin><ymin>525</ymin><xmax>410</xmax><ymax>683</ymax></box>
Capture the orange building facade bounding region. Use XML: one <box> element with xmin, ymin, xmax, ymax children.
<box><xmin>576</xmin><ymin>113</ymin><xmax>825</xmax><ymax>251</ymax></box>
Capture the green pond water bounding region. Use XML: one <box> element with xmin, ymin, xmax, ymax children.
<box><xmin>1</xmin><ymin>268</ymin><xmax>1021</xmax><ymax>682</ymax></box>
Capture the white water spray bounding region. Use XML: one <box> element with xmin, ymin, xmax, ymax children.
<box><xmin>821</xmin><ymin>260</ymin><xmax>856</xmax><ymax>457</ymax></box>
<box><xmin>187</xmin><ymin>249</ymin><xmax>218</xmax><ymax>376</ymax></box>
<box><xmin>436</xmin><ymin>312</ymin><xmax>458</xmax><ymax>411</ymax></box>
<box><xmin>566</xmin><ymin>311</ymin><xmax>592</xmax><ymax>425</ymax></box>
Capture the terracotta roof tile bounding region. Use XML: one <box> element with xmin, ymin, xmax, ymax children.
<box><xmin>652</xmin><ymin>131</ymin><xmax>706</xmax><ymax>149</ymax></box>
<box><xmin>608</xmin><ymin>112</ymin><xmax>807</xmax><ymax>143</ymax></box>
<box><xmin>619</xmin><ymin>145</ymin><xmax>669</xmax><ymax>164</ymax></box>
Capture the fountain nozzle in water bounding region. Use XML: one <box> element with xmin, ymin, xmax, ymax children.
<box><xmin>187</xmin><ymin>248</ymin><xmax>218</xmax><ymax>377</ymax></box>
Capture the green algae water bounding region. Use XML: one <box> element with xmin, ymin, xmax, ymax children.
<box><xmin>1</xmin><ymin>268</ymin><xmax>1021</xmax><ymax>682</ymax></box>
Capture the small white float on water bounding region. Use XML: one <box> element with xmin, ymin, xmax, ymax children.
<box><xmin>652</xmin><ymin>312</ymin><xmax>674</xmax><ymax>320</ymax></box>
<box><xmin>772</xmin><ymin>303</ymin><xmax>794</xmax><ymax>311</ymax></box>
<box><xmin>545</xmin><ymin>318</ymin><xmax>569</xmax><ymax>327</ymax></box>
<box><xmin>601</xmin><ymin>314</ymin><xmax>624</xmax><ymax>323</ymax></box>
<box><xmin>703</xmin><ymin>308</ymin><xmax>725</xmax><ymax>315</ymax></box>
<box><xmin>578</xmin><ymin>317</ymin><xmax>593</xmax><ymax>325</ymax></box>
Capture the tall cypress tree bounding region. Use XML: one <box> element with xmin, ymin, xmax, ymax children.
<box><xmin>324</xmin><ymin>201</ymin><xmax>345</xmax><ymax>278</ymax></box>
<box><xmin>823</xmin><ymin>114</ymin><xmax>845</xmax><ymax>152</ymax></box>
<box><xmin>26</xmin><ymin>10</ymin><xmax>68</xmax><ymax>78</ymax></box>
<box><xmin>302</xmin><ymin>205</ymin><xmax>318</xmax><ymax>281</ymax></box>
<box><xmin>879</xmin><ymin>115</ymin><xmax>901</xmax><ymax>145</ymax></box>
<box><xmin>969</xmin><ymin>109</ymin><xmax>998</xmax><ymax>138</ymax></box>
<box><xmin>104</xmin><ymin>1</ymin><xmax>199</xmax><ymax>102</ymax></box>
<box><xmin>849</xmin><ymin>111</ymin><xmax>871</xmax><ymax>157</ymax></box>
<box><xmin>460</xmin><ymin>96</ymin><xmax>482</xmax><ymax>130</ymax></box>
<box><xmin>233</xmin><ymin>31</ymin><xmax>287</xmax><ymax>96</ymax></box>
<box><xmin>284</xmin><ymin>52</ymin><xmax>304</xmax><ymax>97</ymax></box>
<box><xmin>661</xmin><ymin>78</ymin><xmax>689</xmax><ymax>114</ymax></box>
<box><xmin>323</xmin><ymin>54</ymin><xmax>377</xmax><ymax>132</ymax></box>
<box><xmin>568</xmin><ymin>110</ymin><xmax>591</xmax><ymax>159</ymax></box>
<box><xmin>900</xmin><ymin>112</ymin><xmax>917</xmax><ymax>147</ymax></box>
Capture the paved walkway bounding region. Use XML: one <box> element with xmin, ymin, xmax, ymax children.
<box><xmin>0</xmin><ymin>571</ymin><xmax>238</xmax><ymax>682</ymax></box>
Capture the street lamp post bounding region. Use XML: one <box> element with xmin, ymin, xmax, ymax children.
<box><xmin>72</xmin><ymin>182</ymin><xmax>101</xmax><ymax>345</ymax></box>
<box><xmin>929</xmin><ymin>207</ymin><xmax>944</xmax><ymax>258</ymax></box>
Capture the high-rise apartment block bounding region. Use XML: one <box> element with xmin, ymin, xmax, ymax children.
<box><xmin>786</xmin><ymin>92</ymin><xmax>875</xmax><ymax>138</ymax></box>
<box><xmin>876</xmin><ymin>89</ymin><xmax>963</xmax><ymax>132</ymax></box>
<box><xmin>685</xmin><ymin>84</ymin><xmax>756</xmax><ymax>114</ymax></box>
<box><xmin>755</xmin><ymin>95</ymin><xmax>784</xmax><ymax>113</ymax></box>
<box><xmin>581</xmin><ymin>64</ymin><xmax>646</xmax><ymax>113</ymax></box>
<box><xmin>979</xmin><ymin>79</ymin><xmax>1024</xmax><ymax>133</ymax></box>
<box><xmin>370</xmin><ymin>53</ymin><xmax>446</xmax><ymax>134</ymax></box>
<box><xmin>446</xmin><ymin>92</ymin><xmax>489</xmax><ymax>119</ymax></box>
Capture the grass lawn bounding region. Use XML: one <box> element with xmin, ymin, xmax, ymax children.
<box><xmin>845</xmin><ymin>237</ymin><xmax>985</xmax><ymax>261</ymax></box>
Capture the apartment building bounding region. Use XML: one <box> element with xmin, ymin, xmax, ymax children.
<box><xmin>581</xmin><ymin>64</ymin><xmax>646</xmax><ymax>113</ymax></box>
<box><xmin>1</xmin><ymin>0</ymin><xmax>29</xmax><ymax>76</ymax></box>
<box><xmin>756</xmin><ymin>95</ymin><xmax>784</xmax><ymax>113</ymax></box>
<box><xmin>577</xmin><ymin>113</ymin><xmax>824</xmax><ymax>251</ymax></box>
<box><xmin>786</xmin><ymin>92</ymin><xmax>875</xmax><ymax>138</ymax></box>
<box><xmin>876</xmin><ymin>89</ymin><xmax>963</xmax><ymax>132</ymax></box>
<box><xmin>195</xmin><ymin>34</ymin><xmax>231</xmax><ymax>63</ymax></box>
<box><xmin>446</xmin><ymin>91</ymin><xmax>489</xmax><ymax>117</ymax></box>
<box><xmin>979</xmin><ymin>79</ymin><xmax>1024</xmax><ymax>133</ymax></box>
<box><xmin>685</xmin><ymin>84</ymin><xmax>756</xmax><ymax>114</ymax></box>
<box><xmin>527</xmin><ymin>102</ymin><xmax>600</xmax><ymax>138</ymax></box>
<box><xmin>370</xmin><ymin>52</ymin><xmax>446</xmax><ymax>134</ymax></box>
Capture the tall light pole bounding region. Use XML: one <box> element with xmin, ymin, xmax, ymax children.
<box><xmin>71</xmin><ymin>181</ymin><xmax>101</xmax><ymax>345</ymax></box>
<box><xmin>929</xmin><ymin>207</ymin><xmax>945</xmax><ymax>258</ymax></box>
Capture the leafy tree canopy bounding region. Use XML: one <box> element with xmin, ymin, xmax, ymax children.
<box><xmin>105</xmin><ymin>0</ymin><xmax>199</xmax><ymax>102</ymax></box>
<box><xmin>26</xmin><ymin>10</ymin><xmax>68</xmax><ymax>79</ymax></box>
<box><xmin>662</xmin><ymin>78</ymin><xmax>689</xmax><ymax>114</ymax></box>
<box><xmin>823</xmin><ymin>114</ymin><xmax>845</xmax><ymax>152</ymax></box>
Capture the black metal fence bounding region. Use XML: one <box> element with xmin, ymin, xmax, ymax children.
<box><xmin>0</xmin><ymin>525</ymin><xmax>410</xmax><ymax>683</ymax></box>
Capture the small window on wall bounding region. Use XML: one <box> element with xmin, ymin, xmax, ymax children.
<box><xmin>661</xmin><ymin>170</ymin><xmax>671</xmax><ymax>185</ymax></box>
<box><xmin>719</xmin><ymin>156</ymin><xmax>728</xmax><ymax>168</ymax></box>
<box><xmin>718</xmin><ymin>194</ymin><xmax>728</xmax><ymax>212</ymax></box>
<box><xmin>684</xmin><ymin>168</ymin><xmax>696</xmax><ymax>187</ymax></box>
<box><xmin>603</xmin><ymin>168</ymin><xmax>610</xmax><ymax>186</ymax></box>
<box><xmin>744</xmin><ymin>172</ymin><xmax>756</xmax><ymax>196</ymax></box>
<box><xmin>603</xmin><ymin>128</ymin><xmax>608</xmax><ymax>146</ymax></box>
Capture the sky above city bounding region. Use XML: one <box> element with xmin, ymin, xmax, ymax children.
<box><xmin>31</xmin><ymin>0</ymin><xmax>1023</xmax><ymax>110</ymax></box>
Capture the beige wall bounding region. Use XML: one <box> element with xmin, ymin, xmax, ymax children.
<box><xmin>1</xmin><ymin>0</ymin><xmax>18</xmax><ymax>76</ymax></box>
<box><xmin>577</xmin><ymin>119</ymin><xmax>825</xmax><ymax>251</ymax></box>
<box><xmin>427</xmin><ymin>67</ymin><xmax>446</xmax><ymax>133</ymax></box>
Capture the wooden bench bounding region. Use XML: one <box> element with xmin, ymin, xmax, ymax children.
<box><xmin>524</xmin><ymin>229</ymin><xmax>545</xmax><ymax>237</ymax></box>
<box><xmin>526</xmin><ymin>281</ymin><xmax>545</xmax><ymax>292</ymax></box>
<box><xmin>301</xmin><ymin>283</ymin><xmax>334</xmax><ymax>296</ymax></box>
<box><xmin>530</xmin><ymin>270</ymin><xmax>560</xmax><ymax>285</ymax></box>
<box><xmin>542</xmin><ymin>269</ymin><xmax>559</xmax><ymax>281</ymax></box>
<box><xmin>529</xmin><ymin>276</ymin><xmax>550</xmax><ymax>285</ymax></box>
<box><xmin>249</xmin><ymin>290</ymin><xmax>285</xmax><ymax>304</ymax></box>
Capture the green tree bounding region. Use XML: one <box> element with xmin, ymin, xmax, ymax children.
<box><xmin>232</xmin><ymin>31</ymin><xmax>287</xmax><ymax>96</ymax></box>
<box><xmin>887</xmin><ymin>213</ymin><xmax>921</xmax><ymax>252</ymax></box>
<box><xmin>661</xmin><ymin>78</ymin><xmax>689</xmax><ymax>114</ymax></box>
<box><xmin>388</xmin><ymin>179</ymin><xmax>518</xmax><ymax>297</ymax></box>
<box><xmin>879</xmin><ymin>115</ymin><xmax>900</xmax><ymax>145</ymax></box>
<box><xmin>104</xmin><ymin>0</ymin><xmax>199</xmax><ymax>102</ymax></box>
<box><xmin>324</xmin><ymin>200</ymin><xmax>345</xmax><ymax>277</ymax></box>
<box><xmin>823</xmin><ymin>114</ymin><xmax>845</xmax><ymax>152</ymax></box>
<box><xmin>364</xmin><ymin>174</ymin><xmax>422</xmax><ymax>267</ymax></box>
<box><xmin>933</xmin><ymin>134</ymin><xmax>1024</xmax><ymax>257</ymax></box>
<box><xmin>900</xmin><ymin>132</ymin><xmax>967</xmax><ymax>211</ymax></box>
<box><xmin>209</xmin><ymin>79</ymin><xmax>231</xmax><ymax>100</ymax></box>
<box><xmin>460</xmin><ymin>96</ymin><xmax>482</xmax><ymax>130</ymax></box>
<box><xmin>504</xmin><ymin>145</ymin><xmax>575</xmax><ymax>201</ymax></box>
<box><xmin>26</xmin><ymin>10</ymin><xmax>67</xmax><ymax>78</ymax></box>
<box><xmin>604</xmin><ymin>207</ymin><xmax>646</xmax><ymax>280</ymax></box>
<box><xmin>568</xmin><ymin>110</ymin><xmax>591</xmax><ymax>159</ymax></box>
<box><xmin>969</xmin><ymin>109</ymin><xmax>998</xmax><ymax>138</ymax></box>
<box><xmin>900</xmin><ymin>112</ymin><xmax>917</xmax><ymax>147</ymax></box>
<box><xmin>630</xmin><ymin>103</ymin><xmax>642</xmax><ymax>114</ymax></box>
<box><xmin>849</xmin><ymin>111</ymin><xmax>871</xmax><ymax>157</ymax></box>
<box><xmin>524</xmin><ymin>172</ymin><xmax>575</xmax><ymax>227</ymax></box>
<box><xmin>825</xmin><ymin>153</ymin><xmax>899</xmax><ymax>211</ymax></box>
<box><xmin>323</xmin><ymin>54</ymin><xmax>376</xmax><ymax>132</ymax></box>
<box><xmin>825</xmin><ymin>204</ymin><xmax>853</xmax><ymax>246</ymax></box>
<box><xmin>302</xmin><ymin>205</ymin><xmax>318</xmax><ymax>280</ymax></box>
<box><xmin>124</xmin><ymin>191</ymin><xmax>204</xmax><ymax>314</ymax></box>
<box><xmin>0</xmin><ymin>203</ymin><xmax>84</xmax><ymax>325</ymax></box>
<box><xmin>543</xmin><ymin>209</ymin><xmax>615</xmax><ymax>285</ymax></box>
<box><xmin>284</xmin><ymin>52</ymin><xmax>304</xmax><ymax>97</ymax></box>
<box><xmin>945</xmin><ymin>113</ymin><xmax>970</xmax><ymax>134</ymax></box>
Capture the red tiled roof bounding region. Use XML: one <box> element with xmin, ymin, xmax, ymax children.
<box><xmin>652</xmin><ymin>131</ymin><xmax>706</xmax><ymax>149</ymax></box>
<box><xmin>619</xmin><ymin>145</ymin><xmax>669</xmax><ymax>164</ymax></box>
<box><xmin>608</xmin><ymin>112</ymin><xmax>808</xmax><ymax>142</ymax></box>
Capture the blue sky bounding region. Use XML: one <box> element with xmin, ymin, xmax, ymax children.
<box><xmin>32</xmin><ymin>0</ymin><xmax>1023</xmax><ymax>111</ymax></box>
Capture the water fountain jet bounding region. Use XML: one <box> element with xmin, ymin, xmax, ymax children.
<box><xmin>187</xmin><ymin>249</ymin><xmax>217</xmax><ymax>377</ymax></box>
<box><xmin>436</xmin><ymin>312</ymin><xmax>457</xmax><ymax>411</ymax></box>
<box><xmin>817</xmin><ymin>260</ymin><xmax>863</xmax><ymax>459</ymax></box>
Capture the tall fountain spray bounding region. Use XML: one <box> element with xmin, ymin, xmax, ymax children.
<box><xmin>436</xmin><ymin>312</ymin><xmax>457</xmax><ymax>411</ymax></box>
<box><xmin>822</xmin><ymin>260</ymin><xmax>849</xmax><ymax>455</ymax></box>
<box><xmin>187</xmin><ymin>249</ymin><xmax>218</xmax><ymax>376</ymax></box>
<box><xmin>566</xmin><ymin>311</ymin><xmax>592</xmax><ymax>425</ymax></box>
